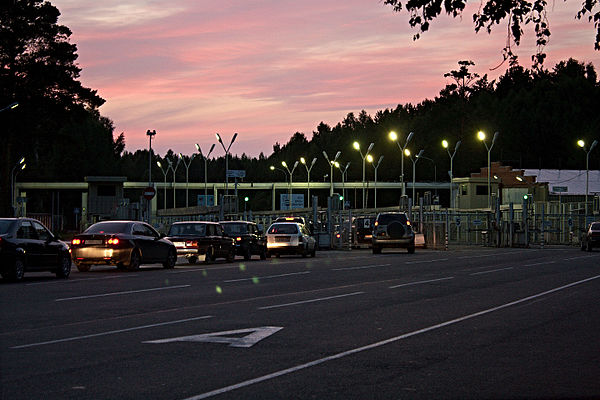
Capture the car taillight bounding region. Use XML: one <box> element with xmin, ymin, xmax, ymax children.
<box><xmin>406</xmin><ymin>220</ymin><xmax>411</xmax><ymax>226</ymax></box>
<box><xmin>374</xmin><ymin>221</ymin><xmax>379</xmax><ymax>227</ymax></box>
<box><xmin>185</xmin><ymin>240</ymin><xmax>198</xmax><ymax>247</ymax></box>
<box><xmin>72</xmin><ymin>238</ymin><xmax>82</xmax><ymax>245</ymax></box>
<box><xmin>107</xmin><ymin>238</ymin><xmax>120</xmax><ymax>245</ymax></box>
<box><xmin>236</xmin><ymin>237</ymin><xmax>242</xmax><ymax>241</ymax></box>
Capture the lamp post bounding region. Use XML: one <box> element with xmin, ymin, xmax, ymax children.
<box><xmin>353</xmin><ymin>141</ymin><xmax>374</xmax><ymax>209</ymax></box>
<box><xmin>179</xmin><ymin>153</ymin><xmax>196</xmax><ymax>208</ymax></box>
<box><xmin>145</xmin><ymin>130</ymin><xmax>156</xmax><ymax>222</ymax></box>
<box><xmin>195</xmin><ymin>143</ymin><xmax>216</xmax><ymax>207</ymax></box>
<box><xmin>168</xmin><ymin>157</ymin><xmax>182</xmax><ymax>208</ymax></box>
<box><xmin>335</xmin><ymin>161</ymin><xmax>350</xmax><ymax>210</ymax></box>
<box><xmin>156</xmin><ymin>161</ymin><xmax>171</xmax><ymax>209</ymax></box>
<box><xmin>281</xmin><ymin>161</ymin><xmax>299</xmax><ymax>210</ymax></box>
<box><xmin>367</xmin><ymin>154</ymin><xmax>384</xmax><ymax>209</ymax></box>
<box><xmin>270</xmin><ymin>165</ymin><xmax>287</xmax><ymax>210</ymax></box>
<box><xmin>0</xmin><ymin>102</ymin><xmax>18</xmax><ymax>113</ymax></box>
<box><xmin>389</xmin><ymin>131</ymin><xmax>414</xmax><ymax>198</ymax></box>
<box><xmin>300</xmin><ymin>156</ymin><xmax>317</xmax><ymax>207</ymax></box>
<box><xmin>578</xmin><ymin>139</ymin><xmax>598</xmax><ymax>216</ymax></box>
<box><xmin>215</xmin><ymin>132</ymin><xmax>238</xmax><ymax>195</ymax></box>
<box><xmin>442</xmin><ymin>139</ymin><xmax>461</xmax><ymax>208</ymax></box>
<box><xmin>322</xmin><ymin>151</ymin><xmax>341</xmax><ymax>197</ymax></box>
<box><xmin>477</xmin><ymin>131</ymin><xmax>499</xmax><ymax>209</ymax></box>
<box><xmin>405</xmin><ymin>149</ymin><xmax>424</xmax><ymax>207</ymax></box>
<box><xmin>244</xmin><ymin>196</ymin><xmax>249</xmax><ymax>214</ymax></box>
<box><xmin>11</xmin><ymin>157</ymin><xmax>26</xmax><ymax>216</ymax></box>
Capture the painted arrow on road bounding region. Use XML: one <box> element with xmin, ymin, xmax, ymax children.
<box><xmin>144</xmin><ymin>326</ymin><xmax>283</xmax><ymax>348</ymax></box>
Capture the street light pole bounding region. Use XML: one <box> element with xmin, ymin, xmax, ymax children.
<box><xmin>335</xmin><ymin>161</ymin><xmax>350</xmax><ymax>210</ymax></box>
<box><xmin>168</xmin><ymin>157</ymin><xmax>182</xmax><ymax>208</ymax></box>
<box><xmin>156</xmin><ymin>161</ymin><xmax>170</xmax><ymax>209</ymax></box>
<box><xmin>477</xmin><ymin>131</ymin><xmax>499</xmax><ymax>209</ymax></box>
<box><xmin>195</xmin><ymin>143</ymin><xmax>216</xmax><ymax>207</ymax></box>
<box><xmin>578</xmin><ymin>139</ymin><xmax>598</xmax><ymax>216</ymax></box>
<box><xmin>405</xmin><ymin>149</ymin><xmax>424</xmax><ymax>207</ymax></box>
<box><xmin>0</xmin><ymin>102</ymin><xmax>18</xmax><ymax>113</ymax></box>
<box><xmin>300</xmin><ymin>157</ymin><xmax>317</xmax><ymax>207</ymax></box>
<box><xmin>10</xmin><ymin>157</ymin><xmax>25</xmax><ymax>216</ymax></box>
<box><xmin>389</xmin><ymin>131</ymin><xmax>415</xmax><ymax>199</ymax></box>
<box><xmin>442</xmin><ymin>139</ymin><xmax>461</xmax><ymax>208</ymax></box>
<box><xmin>353</xmin><ymin>141</ymin><xmax>374</xmax><ymax>209</ymax></box>
<box><xmin>367</xmin><ymin>155</ymin><xmax>384</xmax><ymax>209</ymax></box>
<box><xmin>216</xmin><ymin>132</ymin><xmax>238</xmax><ymax>196</ymax></box>
<box><xmin>322</xmin><ymin>151</ymin><xmax>341</xmax><ymax>197</ymax></box>
<box><xmin>179</xmin><ymin>153</ymin><xmax>196</xmax><ymax>208</ymax></box>
<box><xmin>281</xmin><ymin>161</ymin><xmax>299</xmax><ymax>210</ymax></box>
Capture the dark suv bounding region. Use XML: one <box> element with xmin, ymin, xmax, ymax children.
<box><xmin>372</xmin><ymin>212</ymin><xmax>415</xmax><ymax>254</ymax></box>
<box><xmin>581</xmin><ymin>221</ymin><xmax>600</xmax><ymax>251</ymax></box>
<box><xmin>220</xmin><ymin>221</ymin><xmax>268</xmax><ymax>260</ymax></box>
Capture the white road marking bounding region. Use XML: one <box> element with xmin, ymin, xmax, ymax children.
<box><xmin>145</xmin><ymin>326</ymin><xmax>283</xmax><ymax>348</ymax></box>
<box><xmin>389</xmin><ymin>277</ymin><xmax>454</xmax><ymax>289</ymax></box>
<box><xmin>224</xmin><ymin>271</ymin><xmax>310</xmax><ymax>283</ymax></box>
<box><xmin>10</xmin><ymin>315</ymin><xmax>213</xmax><ymax>349</ymax></box>
<box><xmin>523</xmin><ymin>261</ymin><xmax>556</xmax><ymax>267</ymax></box>
<box><xmin>458</xmin><ymin>251</ymin><xmax>525</xmax><ymax>259</ymax></box>
<box><xmin>26</xmin><ymin>274</ymin><xmax>139</xmax><ymax>286</ymax></box>
<box><xmin>470</xmin><ymin>267</ymin><xmax>514</xmax><ymax>276</ymax></box>
<box><xmin>331</xmin><ymin>264</ymin><xmax>391</xmax><ymax>271</ymax></box>
<box><xmin>184</xmin><ymin>274</ymin><xmax>600</xmax><ymax>400</ymax></box>
<box><xmin>405</xmin><ymin>258</ymin><xmax>448</xmax><ymax>264</ymax></box>
<box><xmin>258</xmin><ymin>292</ymin><xmax>364</xmax><ymax>310</ymax></box>
<box><xmin>563</xmin><ymin>254</ymin><xmax>600</xmax><ymax>261</ymax></box>
<box><xmin>55</xmin><ymin>285</ymin><xmax>191</xmax><ymax>301</ymax></box>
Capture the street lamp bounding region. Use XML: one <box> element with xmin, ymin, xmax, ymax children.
<box><xmin>156</xmin><ymin>161</ymin><xmax>171</xmax><ymax>209</ymax></box>
<box><xmin>477</xmin><ymin>130</ymin><xmax>499</xmax><ymax>209</ymax></box>
<box><xmin>353</xmin><ymin>141</ymin><xmax>374</xmax><ymax>209</ymax></box>
<box><xmin>179</xmin><ymin>153</ymin><xmax>196</xmax><ymax>208</ymax></box>
<box><xmin>281</xmin><ymin>160</ymin><xmax>299</xmax><ymax>210</ymax></box>
<box><xmin>367</xmin><ymin>154</ymin><xmax>384</xmax><ymax>209</ymax></box>
<box><xmin>442</xmin><ymin>139</ymin><xmax>461</xmax><ymax>208</ymax></box>
<box><xmin>0</xmin><ymin>102</ymin><xmax>18</xmax><ymax>113</ymax></box>
<box><xmin>335</xmin><ymin>161</ymin><xmax>350</xmax><ymax>210</ymax></box>
<box><xmin>578</xmin><ymin>139</ymin><xmax>598</xmax><ymax>216</ymax></box>
<box><xmin>11</xmin><ymin>156</ymin><xmax>25</xmax><ymax>216</ymax></box>
<box><xmin>322</xmin><ymin>151</ymin><xmax>341</xmax><ymax>197</ymax></box>
<box><xmin>405</xmin><ymin>149</ymin><xmax>424</xmax><ymax>207</ymax></box>
<box><xmin>167</xmin><ymin>157</ymin><xmax>182</xmax><ymax>208</ymax></box>
<box><xmin>389</xmin><ymin>131</ymin><xmax>414</xmax><ymax>199</ymax></box>
<box><xmin>244</xmin><ymin>196</ymin><xmax>249</xmax><ymax>214</ymax></box>
<box><xmin>300</xmin><ymin>156</ymin><xmax>317</xmax><ymax>207</ymax></box>
<box><xmin>215</xmin><ymin>132</ymin><xmax>238</xmax><ymax>195</ymax></box>
<box><xmin>195</xmin><ymin>143</ymin><xmax>216</xmax><ymax>207</ymax></box>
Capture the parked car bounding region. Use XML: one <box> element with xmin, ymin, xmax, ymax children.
<box><xmin>266</xmin><ymin>222</ymin><xmax>316</xmax><ymax>258</ymax></box>
<box><xmin>70</xmin><ymin>220</ymin><xmax>177</xmax><ymax>271</ymax></box>
<box><xmin>220</xmin><ymin>221</ymin><xmax>268</xmax><ymax>260</ymax></box>
<box><xmin>372</xmin><ymin>212</ymin><xmax>415</xmax><ymax>254</ymax></box>
<box><xmin>0</xmin><ymin>217</ymin><xmax>71</xmax><ymax>281</ymax></box>
<box><xmin>353</xmin><ymin>216</ymin><xmax>375</xmax><ymax>248</ymax></box>
<box><xmin>165</xmin><ymin>221</ymin><xmax>235</xmax><ymax>264</ymax></box>
<box><xmin>581</xmin><ymin>221</ymin><xmax>600</xmax><ymax>251</ymax></box>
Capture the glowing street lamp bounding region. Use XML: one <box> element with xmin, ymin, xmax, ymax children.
<box><xmin>300</xmin><ymin>156</ymin><xmax>317</xmax><ymax>207</ymax></box>
<box><xmin>195</xmin><ymin>143</ymin><xmax>216</xmax><ymax>207</ymax></box>
<box><xmin>215</xmin><ymin>132</ymin><xmax>238</xmax><ymax>195</ymax></box>
<box><xmin>578</xmin><ymin>139</ymin><xmax>598</xmax><ymax>216</ymax></box>
<box><xmin>281</xmin><ymin>160</ymin><xmax>299</xmax><ymax>210</ymax></box>
<box><xmin>179</xmin><ymin>152</ymin><xmax>196</xmax><ymax>208</ymax></box>
<box><xmin>322</xmin><ymin>151</ymin><xmax>341</xmax><ymax>197</ymax></box>
<box><xmin>367</xmin><ymin>154</ymin><xmax>384</xmax><ymax>209</ymax></box>
<box><xmin>442</xmin><ymin>139</ymin><xmax>461</xmax><ymax>208</ymax></box>
<box><xmin>156</xmin><ymin>161</ymin><xmax>171</xmax><ymax>209</ymax></box>
<box><xmin>405</xmin><ymin>148</ymin><xmax>424</xmax><ymax>207</ymax></box>
<box><xmin>389</xmin><ymin>130</ymin><xmax>414</xmax><ymax>198</ymax></box>
<box><xmin>477</xmin><ymin>130</ymin><xmax>499</xmax><ymax>209</ymax></box>
<box><xmin>353</xmin><ymin>141</ymin><xmax>374</xmax><ymax>209</ymax></box>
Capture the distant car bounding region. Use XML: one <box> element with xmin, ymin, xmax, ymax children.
<box><xmin>165</xmin><ymin>221</ymin><xmax>235</xmax><ymax>264</ymax></box>
<box><xmin>581</xmin><ymin>221</ymin><xmax>600</xmax><ymax>251</ymax></box>
<box><xmin>70</xmin><ymin>220</ymin><xmax>177</xmax><ymax>271</ymax></box>
<box><xmin>353</xmin><ymin>216</ymin><xmax>375</xmax><ymax>248</ymax></box>
<box><xmin>0</xmin><ymin>217</ymin><xmax>71</xmax><ymax>281</ymax></box>
<box><xmin>266</xmin><ymin>222</ymin><xmax>316</xmax><ymax>258</ymax></box>
<box><xmin>372</xmin><ymin>212</ymin><xmax>415</xmax><ymax>254</ymax></box>
<box><xmin>220</xmin><ymin>221</ymin><xmax>268</xmax><ymax>260</ymax></box>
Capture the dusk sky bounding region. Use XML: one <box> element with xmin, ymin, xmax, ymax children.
<box><xmin>51</xmin><ymin>0</ymin><xmax>599</xmax><ymax>158</ymax></box>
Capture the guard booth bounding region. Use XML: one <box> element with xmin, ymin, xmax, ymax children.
<box><xmin>83</xmin><ymin>176</ymin><xmax>128</xmax><ymax>225</ymax></box>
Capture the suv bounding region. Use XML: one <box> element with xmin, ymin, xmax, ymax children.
<box><xmin>165</xmin><ymin>221</ymin><xmax>235</xmax><ymax>264</ymax></box>
<box><xmin>581</xmin><ymin>221</ymin><xmax>600</xmax><ymax>251</ymax></box>
<box><xmin>220</xmin><ymin>221</ymin><xmax>268</xmax><ymax>260</ymax></box>
<box><xmin>372</xmin><ymin>212</ymin><xmax>415</xmax><ymax>254</ymax></box>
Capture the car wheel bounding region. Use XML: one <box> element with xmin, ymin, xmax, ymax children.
<box><xmin>4</xmin><ymin>257</ymin><xmax>26</xmax><ymax>281</ymax></box>
<box><xmin>244</xmin><ymin>247</ymin><xmax>252</xmax><ymax>261</ymax></box>
<box><xmin>76</xmin><ymin>263</ymin><xmax>91</xmax><ymax>272</ymax></box>
<box><xmin>372</xmin><ymin>245</ymin><xmax>381</xmax><ymax>254</ymax></box>
<box><xmin>116</xmin><ymin>263</ymin><xmax>126</xmax><ymax>270</ymax></box>
<box><xmin>260</xmin><ymin>247</ymin><xmax>267</xmax><ymax>260</ymax></box>
<box><xmin>587</xmin><ymin>242</ymin><xmax>593</xmax><ymax>252</ymax></box>
<box><xmin>407</xmin><ymin>246</ymin><xmax>415</xmax><ymax>254</ymax></box>
<box><xmin>311</xmin><ymin>246</ymin><xmax>316</xmax><ymax>258</ymax></box>
<box><xmin>275</xmin><ymin>253</ymin><xmax>281</xmax><ymax>258</ymax></box>
<box><xmin>188</xmin><ymin>256</ymin><xmax>198</xmax><ymax>264</ymax></box>
<box><xmin>127</xmin><ymin>249</ymin><xmax>141</xmax><ymax>270</ymax></box>
<box><xmin>163</xmin><ymin>248</ymin><xmax>177</xmax><ymax>269</ymax></box>
<box><xmin>581</xmin><ymin>241</ymin><xmax>586</xmax><ymax>251</ymax></box>
<box><xmin>226</xmin><ymin>248</ymin><xmax>235</xmax><ymax>263</ymax></box>
<box><xmin>56</xmin><ymin>253</ymin><xmax>71</xmax><ymax>278</ymax></box>
<box><xmin>205</xmin><ymin>246</ymin><xmax>215</xmax><ymax>264</ymax></box>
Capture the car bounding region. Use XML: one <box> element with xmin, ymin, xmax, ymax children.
<box><xmin>353</xmin><ymin>216</ymin><xmax>375</xmax><ymax>248</ymax></box>
<box><xmin>266</xmin><ymin>222</ymin><xmax>316</xmax><ymax>258</ymax></box>
<box><xmin>581</xmin><ymin>221</ymin><xmax>600</xmax><ymax>251</ymax></box>
<box><xmin>0</xmin><ymin>217</ymin><xmax>71</xmax><ymax>281</ymax></box>
<box><xmin>165</xmin><ymin>221</ymin><xmax>235</xmax><ymax>264</ymax></box>
<box><xmin>70</xmin><ymin>220</ymin><xmax>177</xmax><ymax>271</ymax></box>
<box><xmin>273</xmin><ymin>216</ymin><xmax>314</xmax><ymax>234</ymax></box>
<box><xmin>220</xmin><ymin>221</ymin><xmax>268</xmax><ymax>260</ymax></box>
<box><xmin>372</xmin><ymin>212</ymin><xmax>415</xmax><ymax>254</ymax></box>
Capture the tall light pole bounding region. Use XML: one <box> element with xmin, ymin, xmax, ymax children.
<box><xmin>442</xmin><ymin>139</ymin><xmax>461</xmax><ymax>208</ymax></box>
<box><xmin>179</xmin><ymin>153</ymin><xmax>196</xmax><ymax>208</ymax></box>
<box><xmin>270</xmin><ymin>165</ymin><xmax>287</xmax><ymax>210</ymax></box>
<box><xmin>300</xmin><ymin>156</ymin><xmax>317</xmax><ymax>207</ymax></box>
<box><xmin>405</xmin><ymin>149</ymin><xmax>424</xmax><ymax>207</ymax></box>
<box><xmin>215</xmin><ymin>132</ymin><xmax>238</xmax><ymax>195</ymax></box>
<box><xmin>156</xmin><ymin>161</ymin><xmax>171</xmax><ymax>209</ymax></box>
<box><xmin>0</xmin><ymin>102</ymin><xmax>18</xmax><ymax>113</ymax></box>
<box><xmin>477</xmin><ymin>130</ymin><xmax>499</xmax><ymax>209</ymax></box>
<box><xmin>322</xmin><ymin>151</ymin><xmax>341</xmax><ymax>197</ymax></box>
<box><xmin>168</xmin><ymin>157</ymin><xmax>182</xmax><ymax>208</ymax></box>
<box><xmin>195</xmin><ymin>143</ymin><xmax>216</xmax><ymax>207</ymax></box>
<box><xmin>281</xmin><ymin>160</ymin><xmax>299</xmax><ymax>210</ymax></box>
<box><xmin>389</xmin><ymin>131</ymin><xmax>414</xmax><ymax>198</ymax></box>
<box><xmin>11</xmin><ymin>157</ymin><xmax>25</xmax><ymax>216</ymax></box>
<box><xmin>146</xmin><ymin>130</ymin><xmax>156</xmax><ymax>222</ymax></box>
<box><xmin>367</xmin><ymin>154</ymin><xmax>384</xmax><ymax>209</ymax></box>
<box><xmin>353</xmin><ymin>141</ymin><xmax>374</xmax><ymax>209</ymax></box>
<box><xmin>335</xmin><ymin>161</ymin><xmax>350</xmax><ymax>209</ymax></box>
<box><xmin>578</xmin><ymin>139</ymin><xmax>598</xmax><ymax>216</ymax></box>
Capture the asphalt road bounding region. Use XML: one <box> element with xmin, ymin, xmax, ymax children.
<box><xmin>1</xmin><ymin>246</ymin><xmax>600</xmax><ymax>399</ymax></box>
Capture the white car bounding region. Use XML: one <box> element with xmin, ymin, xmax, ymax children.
<box><xmin>266</xmin><ymin>222</ymin><xmax>316</xmax><ymax>258</ymax></box>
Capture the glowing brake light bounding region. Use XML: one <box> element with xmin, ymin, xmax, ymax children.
<box><xmin>406</xmin><ymin>220</ymin><xmax>411</xmax><ymax>226</ymax></box>
<box><xmin>185</xmin><ymin>240</ymin><xmax>198</xmax><ymax>247</ymax></box>
<box><xmin>71</xmin><ymin>238</ymin><xmax>82</xmax><ymax>245</ymax></box>
<box><xmin>374</xmin><ymin>221</ymin><xmax>379</xmax><ymax>227</ymax></box>
<box><xmin>107</xmin><ymin>238</ymin><xmax>120</xmax><ymax>245</ymax></box>
<box><xmin>236</xmin><ymin>237</ymin><xmax>242</xmax><ymax>241</ymax></box>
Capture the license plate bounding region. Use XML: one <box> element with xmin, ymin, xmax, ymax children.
<box><xmin>275</xmin><ymin>236</ymin><xmax>291</xmax><ymax>243</ymax></box>
<box><xmin>85</xmin><ymin>239</ymin><xmax>102</xmax><ymax>245</ymax></box>
<box><xmin>173</xmin><ymin>241</ymin><xmax>185</xmax><ymax>247</ymax></box>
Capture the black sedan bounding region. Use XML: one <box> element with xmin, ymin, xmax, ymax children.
<box><xmin>70</xmin><ymin>221</ymin><xmax>177</xmax><ymax>271</ymax></box>
<box><xmin>0</xmin><ymin>218</ymin><xmax>71</xmax><ymax>281</ymax></box>
<box><xmin>165</xmin><ymin>221</ymin><xmax>235</xmax><ymax>264</ymax></box>
<box><xmin>220</xmin><ymin>221</ymin><xmax>268</xmax><ymax>260</ymax></box>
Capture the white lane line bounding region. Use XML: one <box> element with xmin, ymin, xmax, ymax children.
<box><xmin>331</xmin><ymin>264</ymin><xmax>391</xmax><ymax>271</ymax></box>
<box><xmin>523</xmin><ymin>261</ymin><xmax>556</xmax><ymax>267</ymax></box>
<box><xmin>27</xmin><ymin>274</ymin><xmax>139</xmax><ymax>286</ymax></box>
<box><xmin>224</xmin><ymin>271</ymin><xmax>310</xmax><ymax>283</ymax></box>
<box><xmin>389</xmin><ymin>277</ymin><xmax>454</xmax><ymax>289</ymax></box>
<box><xmin>55</xmin><ymin>285</ymin><xmax>191</xmax><ymax>301</ymax></box>
<box><xmin>184</xmin><ymin>274</ymin><xmax>600</xmax><ymax>400</ymax></box>
<box><xmin>564</xmin><ymin>254</ymin><xmax>599</xmax><ymax>261</ymax></box>
<box><xmin>470</xmin><ymin>267</ymin><xmax>514</xmax><ymax>276</ymax></box>
<box><xmin>458</xmin><ymin>251</ymin><xmax>524</xmax><ymax>259</ymax></box>
<box><xmin>258</xmin><ymin>292</ymin><xmax>364</xmax><ymax>310</ymax></box>
<box><xmin>10</xmin><ymin>315</ymin><xmax>213</xmax><ymax>349</ymax></box>
<box><xmin>405</xmin><ymin>258</ymin><xmax>448</xmax><ymax>265</ymax></box>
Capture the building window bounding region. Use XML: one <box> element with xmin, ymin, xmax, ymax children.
<box><xmin>476</xmin><ymin>185</ymin><xmax>488</xmax><ymax>196</ymax></box>
<box><xmin>461</xmin><ymin>185</ymin><xmax>468</xmax><ymax>195</ymax></box>
<box><xmin>97</xmin><ymin>185</ymin><xmax>116</xmax><ymax>197</ymax></box>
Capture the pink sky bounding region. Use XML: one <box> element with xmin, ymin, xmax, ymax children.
<box><xmin>51</xmin><ymin>0</ymin><xmax>599</xmax><ymax>158</ymax></box>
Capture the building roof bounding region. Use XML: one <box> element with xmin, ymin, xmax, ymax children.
<box><xmin>523</xmin><ymin>169</ymin><xmax>600</xmax><ymax>195</ymax></box>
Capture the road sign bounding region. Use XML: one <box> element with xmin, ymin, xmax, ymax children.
<box><xmin>144</xmin><ymin>326</ymin><xmax>283</xmax><ymax>348</ymax></box>
<box><xmin>280</xmin><ymin>194</ymin><xmax>305</xmax><ymax>209</ymax></box>
<box><xmin>455</xmin><ymin>217</ymin><xmax>461</xmax><ymax>227</ymax></box>
<box><xmin>143</xmin><ymin>186</ymin><xmax>156</xmax><ymax>200</ymax></box>
<box><xmin>472</xmin><ymin>219</ymin><xmax>482</xmax><ymax>226</ymax></box>
<box><xmin>552</xmin><ymin>186</ymin><xmax>568</xmax><ymax>193</ymax></box>
<box><xmin>227</xmin><ymin>170</ymin><xmax>246</xmax><ymax>178</ymax></box>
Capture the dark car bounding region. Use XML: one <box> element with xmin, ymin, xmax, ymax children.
<box><xmin>220</xmin><ymin>221</ymin><xmax>268</xmax><ymax>260</ymax></box>
<box><xmin>581</xmin><ymin>221</ymin><xmax>600</xmax><ymax>251</ymax></box>
<box><xmin>0</xmin><ymin>218</ymin><xmax>71</xmax><ymax>281</ymax></box>
<box><xmin>353</xmin><ymin>216</ymin><xmax>375</xmax><ymax>248</ymax></box>
<box><xmin>372</xmin><ymin>212</ymin><xmax>415</xmax><ymax>254</ymax></box>
<box><xmin>70</xmin><ymin>220</ymin><xmax>177</xmax><ymax>271</ymax></box>
<box><xmin>165</xmin><ymin>221</ymin><xmax>235</xmax><ymax>264</ymax></box>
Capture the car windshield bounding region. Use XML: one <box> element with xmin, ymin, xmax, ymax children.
<box><xmin>222</xmin><ymin>223</ymin><xmax>248</xmax><ymax>235</ymax></box>
<box><xmin>168</xmin><ymin>223</ymin><xmax>207</xmax><ymax>236</ymax></box>
<box><xmin>85</xmin><ymin>222</ymin><xmax>131</xmax><ymax>234</ymax></box>
<box><xmin>268</xmin><ymin>223</ymin><xmax>298</xmax><ymax>234</ymax></box>
<box><xmin>591</xmin><ymin>222</ymin><xmax>600</xmax><ymax>230</ymax></box>
<box><xmin>0</xmin><ymin>220</ymin><xmax>15</xmax><ymax>234</ymax></box>
<box><xmin>377</xmin><ymin>214</ymin><xmax>408</xmax><ymax>225</ymax></box>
